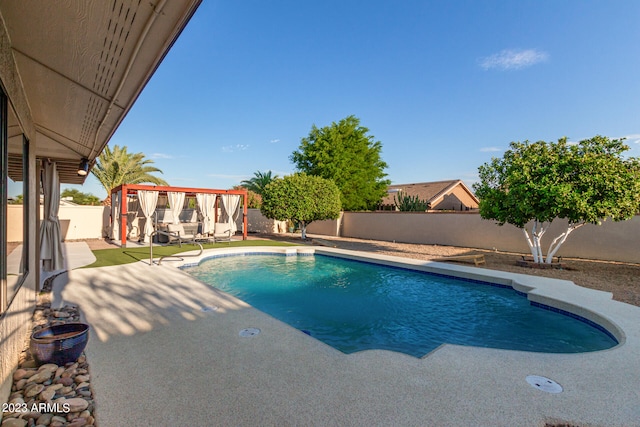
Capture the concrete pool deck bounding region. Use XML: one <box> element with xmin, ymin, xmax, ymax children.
<box><xmin>52</xmin><ymin>246</ymin><xmax>640</xmax><ymax>426</ymax></box>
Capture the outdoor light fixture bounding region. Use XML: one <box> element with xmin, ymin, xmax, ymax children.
<box><xmin>77</xmin><ymin>158</ymin><xmax>89</xmax><ymax>176</ymax></box>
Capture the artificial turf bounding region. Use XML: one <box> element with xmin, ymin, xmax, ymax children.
<box><xmin>85</xmin><ymin>240</ymin><xmax>297</xmax><ymax>268</ymax></box>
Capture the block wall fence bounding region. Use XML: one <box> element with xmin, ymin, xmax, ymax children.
<box><xmin>8</xmin><ymin>206</ymin><xmax>639</xmax><ymax>263</ymax></box>
<box><xmin>305</xmin><ymin>211</ymin><xmax>640</xmax><ymax>264</ymax></box>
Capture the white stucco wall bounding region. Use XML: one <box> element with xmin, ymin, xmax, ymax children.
<box><xmin>7</xmin><ymin>205</ymin><xmax>108</xmax><ymax>242</ymax></box>
<box><xmin>58</xmin><ymin>205</ymin><xmax>107</xmax><ymax>240</ymax></box>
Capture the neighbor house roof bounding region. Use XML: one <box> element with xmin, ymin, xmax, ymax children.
<box><xmin>380</xmin><ymin>180</ymin><xmax>479</xmax><ymax>208</ymax></box>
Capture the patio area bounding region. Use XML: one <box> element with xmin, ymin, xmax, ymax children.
<box><xmin>44</xmin><ymin>242</ymin><xmax>640</xmax><ymax>426</ymax></box>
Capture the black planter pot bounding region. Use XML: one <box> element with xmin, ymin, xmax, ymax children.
<box><xmin>30</xmin><ymin>323</ymin><xmax>89</xmax><ymax>366</ymax></box>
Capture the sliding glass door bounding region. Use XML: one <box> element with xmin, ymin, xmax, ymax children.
<box><xmin>1</xmin><ymin>87</ymin><xmax>29</xmax><ymax>314</ymax></box>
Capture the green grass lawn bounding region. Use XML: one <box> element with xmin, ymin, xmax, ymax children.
<box><xmin>86</xmin><ymin>240</ymin><xmax>297</xmax><ymax>268</ymax></box>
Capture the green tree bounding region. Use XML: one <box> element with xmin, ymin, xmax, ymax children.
<box><xmin>233</xmin><ymin>185</ymin><xmax>262</xmax><ymax>209</ymax></box>
<box><xmin>290</xmin><ymin>115</ymin><xmax>390</xmax><ymax>211</ymax></box>
<box><xmin>9</xmin><ymin>194</ymin><xmax>23</xmax><ymax>204</ymax></box>
<box><xmin>240</xmin><ymin>170</ymin><xmax>279</xmax><ymax>196</ymax></box>
<box><xmin>91</xmin><ymin>145</ymin><xmax>168</xmax><ymax>204</ymax></box>
<box><xmin>260</xmin><ymin>173</ymin><xmax>341</xmax><ymax>239</ymax></box>
<box><xmin>61</xmin><ymin>188</ymin><xmax>101</xmax><ymax>205</ymax></box>
<box><xmin>473</xmin><ymin>136</ymin><xmax>640</xmax><ymax>264</ymax></box>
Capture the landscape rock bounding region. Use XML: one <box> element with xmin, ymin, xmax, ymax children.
<box><xmin>8</xmin><ymin>301</ymin><xmax>95</xmax><ymax>427</ymax></box>
<box><xmin>54</xmin><ymin>366</ymin><xmax>65</xmax><ymax>379</ymax></box>
<box><xmin>56</xmin><ymin>377</ymin><xmax>73</xmax><ymax>387</ymax></box>
<box><xmin>74</xmin><ymin>375</ymin><xmax>89</xmax><ymax>384</ymax></box>
<box><xmin>8</xmin><ymin>397</ymin><xmax>25</xmax><ymax>405</ymax></box>
<box><xmin>1</xmin><ymin>418</ymin><xmax>28</xmax><ymax>427</ymax></box>
<box><xmin>13</xmin><ymin>369</ymin><xmax>33</xmax><ymax>381</ymax></box>
<box><xmin>24</xmin><ymin>384</ymin><xmax>45</xmax><ymax>398</ymax></box>
<box><xmin>75</xmin><ymin>382</ymin><xmax>90</xmax><ymax>391</ymax></box>
<box><xmin>28</xmin><ymin>370</ymin><xmax>52</xmax><ymax>384</ymax></box>
<box><xmin>39</xmin><ymin>386</ymin><xmax>56</xmax><ymax>402</ymax></box>
<box><xmin>38</xmin><ymin>364</ymin><xmax>59</xmax><ymax>373</ymax></box>
<box><xmin>63</xmin><ymin>398</ymin><xmax>89</xmax><ymax>413</ymax></box>
<box><xmin>35</xmin><ymin>413</ymin><xmax>54</xmax><ymax>425</ymax></box>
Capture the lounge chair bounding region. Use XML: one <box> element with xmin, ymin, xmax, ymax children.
<box><xmin>213</xmin><ymin>222</ymin><xmax>233</xmax><ymax>243</ymax></box>
<box><xmin>166</xmin><ymin>223</ymin><xmax>196</xmax><ymax>246</ymax></box>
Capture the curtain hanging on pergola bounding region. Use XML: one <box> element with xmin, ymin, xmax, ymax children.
<box><xmin>39</xmin><ymin>161</ymin><xmax>64</xmax><ymax>271</ymax></box>
<box><xmin>168</xmin><ymin>191</ymin><xmax>185</xmax><ymax>225</ymax></box>
<box><xmin>110</xmin><ymin>190</ymin><xmax>121</xmax><ymax>241</ymax></box>
<box><xmin>127</xmin><ymin>196</ymin><xmax>140</xmax><ymax>239</ymax></box>
<box><xmin>220</xmin><ymin>194</ymin><xmax>241</xmax><ymax>234</ymax></box>
<box><xmin>138</xmin><ymin>190</ymin><xmax>159</xmax><ymax>243</ymax></box>
<box><xmin>196</xmin><ymin>193</ymin><xmax>217</xmax><ymax>235</ymax></box>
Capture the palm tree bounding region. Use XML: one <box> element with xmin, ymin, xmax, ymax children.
<box><xmin>92</xmin><ymin>145</ymin><xmax>168</xmax><ymax>204</ymax></box>
<box><xmin>240</xmin><ymin>170</ymin><xmax>279</xmax><ymax>196</ymax></box>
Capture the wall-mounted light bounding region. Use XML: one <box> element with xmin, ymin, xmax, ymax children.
<box><xmin>77</xmin><ymin>158</ymin><xmax>89</xmax><ymax>176</ymax></box>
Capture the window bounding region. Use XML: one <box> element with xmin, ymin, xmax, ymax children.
<box><xmin>1</xmin><ymin>87</ymin><xmax>29</xmax><ymax>314</ymax></box>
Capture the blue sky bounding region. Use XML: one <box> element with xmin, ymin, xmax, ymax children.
<box><xmin>74</xmin><ymin>0</ymin><xmax>640</xmax><ymax>198</ymax></box>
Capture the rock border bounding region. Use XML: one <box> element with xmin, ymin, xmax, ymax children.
<box><xmin>516</xmin><ymin>259</ymin><xmax>568</xmax><ymax>270</ymax></box>
<box><xmin>3</xmin><ymin>292</ymin><xmax>96</xmax><ymax>426</ymax></box>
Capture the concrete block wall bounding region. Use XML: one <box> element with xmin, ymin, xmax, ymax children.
<box><xmin>245</xmin><ymin>209</ymin><xmax>286</xmax><ymax>234</ymax></box>
<box><xmin>308</xmin><ymin>212</ymin><xmax>640</xmax><ymax>264</ymax></box>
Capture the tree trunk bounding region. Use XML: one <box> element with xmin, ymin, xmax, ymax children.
<box><xmin>545</xmin><ymin>223</ymin><xmax>585</xmax><ymax>263</ymax></box>
<box><xmin>524</xmin><ymin>220</ymin><xmax>548</xmax><ymax>263</ymax></box>
<box><xmin>522</xmin><ymin>228</ymin><xmax>538</xmax><ymax>263</ymax></box>
<box><xmin>523</xmin><ymin>221</ymin><xmax>585</xmax><ymax>264</ymax></box>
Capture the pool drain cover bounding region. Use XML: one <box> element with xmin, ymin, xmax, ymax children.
<box><xmin>526</xmin><ymin>375</ymin><xmax>563</xmax><ymax>393</ymax></box>
<box><xmin>200</xmin><ymin>306</ymin><xmax>218</xmax><ymax>312</ymax></box>
<box><xmin>239</xmin><ymin>327</ymin><xmax>261</xmax><ymax>337</ymax></box>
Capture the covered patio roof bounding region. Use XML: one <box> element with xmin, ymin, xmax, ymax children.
<box><xmin>2</xmin><ymin>0</ymin><xmax>202</xmax><ymax>183</ymax></box>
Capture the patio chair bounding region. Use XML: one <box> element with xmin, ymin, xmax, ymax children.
<box><xmin>166</xmin><ymin>223</ymin><xmax>196</xmax><ymax>246</ymax></box>
<box><xmin>213</xmin><ymin>222</ymin><xmax>233</xmax><ymax>244</ymax></box>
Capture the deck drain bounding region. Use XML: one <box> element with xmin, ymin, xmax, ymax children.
<box><xmin>526</xmin><ymin>375</ymin><xmax>563</xmax><ymax>393</ymax></box>
<box><xmin>200</xmin><ymin>306</ymin><xmax>218</xmax><ymax>312</ymax></box>
<box><xmin>239</xmin><ymin>327</ymin><xmax>261</xmax><ymax>337</ymax></box>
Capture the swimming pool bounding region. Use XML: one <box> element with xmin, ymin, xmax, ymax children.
<box><xmin>182</xmin><ymin>252</ymin><xmax>618</xmax><ymax>358</ymax></box>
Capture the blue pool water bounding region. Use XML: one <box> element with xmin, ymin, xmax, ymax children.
<box><xmin>183</xmin><ymin>254</ymin><xmax>617</xmax><ymax>357</ymax></box>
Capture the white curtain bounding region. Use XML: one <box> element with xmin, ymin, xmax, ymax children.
<box><xmin>168</xmin><ymin>191</ymin><xmax>185</xmax><ymax>225</ymax></box>
<box><xmin>127</xmin><ymin>196</ymin><xmax>140</xmax><ymax>239</ymax></box>
<box><xmin>138</xmin><ymin>190</ymin><xmax>159</xmax><ymax>243</ymax></box>
<box><xmin>220</xmin><ymin>194</ymin><xmax>241</xmax><ymax>234</ymax></box>
<box><xmin>110</xmin><ymin>191</ymin><xmax>121</xmax><ymax>241</ymax></box>
<box><xmin>39</xmin><ymin>162</ymin><xmax>64</xmax><ymax>271</ymax></box>
<box><xmin>196</xmin><ymin>193</ymin><xmax>217</xmax><ymax>234</ymax></box>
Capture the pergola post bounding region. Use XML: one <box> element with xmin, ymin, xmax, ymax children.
<box><xmin>242</xmin><ymin>192</ymin><xmax>248</xmax><ymax>240</ymax></box>
<box><xmin>120</xmin><ymin>184</ymin><xmax>128</xmax><ymax>247</ymax></box>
